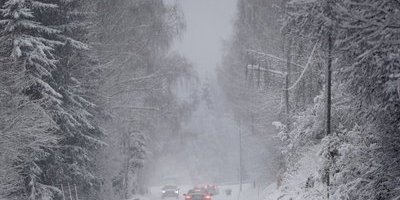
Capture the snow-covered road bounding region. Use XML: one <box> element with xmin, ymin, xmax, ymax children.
<box><xmin>131</xmin><ymin>183</ymin><xmax>263</xmax><ymax>200</ymax></box>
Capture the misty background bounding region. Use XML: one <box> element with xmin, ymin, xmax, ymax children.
<box><xmin>144</xmin><ymin>0</ymin><xmax>278</xmax><ymax>186</ymax></box>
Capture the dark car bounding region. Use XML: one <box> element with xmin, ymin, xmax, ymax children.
<box><xmin>204</xmin><ymin>184</ymin><xmax>219</xmax><ymax>196</ymax></box>
<box><xmin>161</xmin><ymin>185</ymin><xmax>180</xmax><ymax>199</ymax></box>
<box><xmin>184</xmin><ymin>188</ymin><xmax>212</xmax><ymax>200</ymax></box>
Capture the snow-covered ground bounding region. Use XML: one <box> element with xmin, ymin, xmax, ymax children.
<box><xmin>263</xmin><ymin>145</ymin><xmax>326</xmax><ymax>200</ymax></box>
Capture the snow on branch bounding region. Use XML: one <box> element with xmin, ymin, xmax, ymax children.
<box><xmin>246</xmin><ymin>64</ymin><xmax>285</xmax><ymax>76</ymax></box>
<box><xmin>111</xmin><ymin>106</ymin><xmax>160</xmax><ymax>112</ymax></box>
<box><xmin>246</xmin><ymin>49</ymin><xmax>305</xmax><ymax>69</ymax></box>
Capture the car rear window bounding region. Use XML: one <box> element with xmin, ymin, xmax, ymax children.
<box><xmin>164</xmin><ymin>186</ymin><xmax>177</xmax><ymax>189</ymax></box>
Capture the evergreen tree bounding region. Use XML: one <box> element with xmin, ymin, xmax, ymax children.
<box><xmin>270</xmin><ymin>0</ymin><xmax>400</xmax><ymax>199</ymax></box>
<box><xmin>0</xmin><ymin>0</ymin><xmax>104</xmax><ymax>199</ymax></box>
<box><xmin>0</xmin><ymin>0</ymin><xmax>64</xmax><ymax>199</ymax></box>
<box><xmin>334</xmin><ymin>0</ymin><xmax>400</xmax><ymax>198</ymax></box>
<box><xmin>90</xmin><ymin>0</ymin><xmax>190</xmax><ymax>199</ymax></box>
<box><xmin>39</xmin><ymin>0</ymin><xmax>105</xmax><ymax>194</ymax></box>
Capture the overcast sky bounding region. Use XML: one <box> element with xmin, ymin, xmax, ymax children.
<box><xmin>173</xmin><ymin>0</ymin><xmax>238</xmax><ymax>79</ymax></box>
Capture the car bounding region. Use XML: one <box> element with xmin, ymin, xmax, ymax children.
<box><xmin>203</xmin><ymin>184</ymin><xmax>219</xmax><ymax>196</ymax></box>
<box><xmin>161</xmin><ymin>185</ymin><xmax>180</xmax><ymax>199</ymax></box>
<box><xmin>184</xmin><ymin>188</ymin><xmax>212</xmax><ymax>200</ymax></box>
<box><xmin>225</xmin><ymin>188</ymin><xmax>232</xmax><ymax>196</ymax></box>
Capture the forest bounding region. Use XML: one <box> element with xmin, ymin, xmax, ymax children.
<box><xmin>1</xmin><ymin>0</ymin><xmax>400</xmax><ymax>200</ymax></box>
<box><xmin>0</xmin><ymin>0</ymin><xmax>193</xmax><ymax>199</ymax></box>
<box><xmin>219</xmin><ymin>0</ymin><xmax>400</xmax><ymax>199</ymax></box>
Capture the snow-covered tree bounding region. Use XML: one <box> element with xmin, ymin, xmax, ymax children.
<box><xmin>220</xmin><ymin>0</ymin><xmax>400</xmax><ymax>199</ymax></box>
<box><xmin>88</xmin><ymin>0</ymin><xmax>193</xmax><ymax>199</ymax></box>
<box><xmin>0</xmin><ymin>0</ymin><xmax>104</xmax><ymax>199</ymax></box>
<box><xmin>43</xmin><ymin>0</ymin><xmax>105</xmax><ymax>195</ymax></box>
<box><xmin>0</xmin><ymin>0</ymin><xmax>64</xmax><ymax>199</ymax></box>
<box><xmin>267</xmin><ymin>0</ymin><xmax>400</xmax><ymax>199</ymax></box>
<box><xmin>334</xmin><ymin>0</ymin><xmax>400</xmax><ymax>198</ymax></box>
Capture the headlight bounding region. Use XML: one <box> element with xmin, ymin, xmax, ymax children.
<box><xmin>162</xmin><ymin>190</ymin><xmax>166</xmax><ymax>193</ymax></box>
<box><xmin>175</xmin><ymin>190</ymin><xmax>179</xmax><ymax>193</ymax></box>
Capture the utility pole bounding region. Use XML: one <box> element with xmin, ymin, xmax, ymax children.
<box><xmin>285</xmin><ymin>38</ymin><xmax>293</xmax><ymax>129</ymax></box>
<box><xmin>326</xmin><ymin>25</ymin><xmax>333</xmax><ymax>200</ymax></box>
<box><xmin>326</xmin><ymin>8</ymin><xmax>333</xmax><ymax>138</ymax></box>
<box><xmin>251</xmin><ymin>112</ymin><xmax>254</xmax><ymax>135</ymax></box>
<box><xmin>325</xmin><ymin>1</ymin><xmax>333</xmax><ymax>199</ymax></box>
<box><xmin>239</xmin><ymin>120</ymin><xmax>243</xmax><ymax>192</ymax></box>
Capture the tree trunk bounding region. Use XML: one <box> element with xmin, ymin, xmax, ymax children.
<box><xmin>326</xmin><ymin>26</ymin><xmax>332</xmax><ymax>136</ymax></box>
<box><xmin>325</xmin><ymin>10</ymin><xmax>334</xmax><ymax>200</ymax></box>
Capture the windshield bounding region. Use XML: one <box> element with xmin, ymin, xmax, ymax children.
<box><xmin>163</xmin><ymin>186</ymin><xmax>177</xmax><ymax>189</ymax></box>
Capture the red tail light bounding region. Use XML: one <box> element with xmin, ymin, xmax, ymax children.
<box><xmin>205</xmin><ymin>195</ymin><xmax>211</xmax><ymax>199</ymax></box>
<box><xmin>185</xmin><ymin>195</ymin><xmax>192</xmax><ymax>200</ymax></box>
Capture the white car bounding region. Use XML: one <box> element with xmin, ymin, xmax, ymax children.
<box><xmin>161</xmin><ymin>185</ymin><xmax>180</xmax><ymax>199</ymax></box>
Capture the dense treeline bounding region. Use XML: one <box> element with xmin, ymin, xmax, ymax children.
<box><xmin>91</xmin><ymin>1</ymin><xmax>192</xmax><ymax>199</ymax></box>
<box><xmin>0</xmin><ymin>1</ymin><xmax>191</xmax><ymax>200</ymax></box>
<box><xmin>219</xmin><ymin>0</ymin><xmax>400</xmax><ymax>199</ymax></box>
<box><xmin>283</xmin><ymin>1</ymin><xmax>400</xmax><ymax>199</ymax></box>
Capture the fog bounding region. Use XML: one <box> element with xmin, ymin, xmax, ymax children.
<box><xmin>1</xmin><ymin>0</ymin><xmax>398</xmax><ymax>199</ymax></box>
<box><xmin>143</xmin><ymin>0</ymin><xmax>278</xmax><ymax>187</ymax></box>
<box><xmin>172</xmin><ymin>0</ymin><xmax>236</xmax><ymax>78</ymax></box>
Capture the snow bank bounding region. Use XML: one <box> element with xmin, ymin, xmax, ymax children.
<box><xmin>264</xmin><ymin>145</ymin><xmax>325</xmax><ymax>200</ymax></box>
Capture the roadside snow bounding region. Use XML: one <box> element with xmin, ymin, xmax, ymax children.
<box><xmin>264</xmin><ymin>145</ymin><xmax>325</xmax><ymax>200</ymax></box>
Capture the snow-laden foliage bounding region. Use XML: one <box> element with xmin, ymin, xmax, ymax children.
<box><xmin>88</xmin><ymin>0</ymin><xmax>193</xmax><ymax>199</ymax></box>
<box><xmin>270</xmin><ymin>87</ymin><xmax>379</xmax><ymax>199</ymax></box>
<box><xmin>0</xmin><ymin>1</ymin><xmax>63</xmax><ymax>199</ymax></box>
<box><xmin>326</xmin><ymin>125</ymin><xmax>379</xmax><ymax>200</ymax></box>
<box><xmin>277</xmin><ymin>94</ymin><xmax>325</xmax><ymax>166</ymax></box>
<box><xmin>0</xmin><ymin>0</ymin><xmax>104</xmax><ymax>199</ymax></box>
<box><xmin>1</xmin><ymin>0</ymin><xmax>190</xmax><ymax>199</ymax></box>
<box><xmin>334</xmin><ymin>2</ymin><xmax>400</xmax><ymax>197</ymax></box>
<box><xmin>261</xmin><ymin>0</ymin><xmax>400</xmax><ymax>199</ymax></box>
<box><xmin>222</xmin><ymin>0</ymin><xmax>400</xmax><ymax>198</ymax></box>
<box><xmin>218</xmin><ymin>0</ymin><xmax>323</xmax><ymax>187</ymax></box>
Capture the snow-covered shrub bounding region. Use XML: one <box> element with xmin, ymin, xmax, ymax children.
<box><xmin>329</xmin><ymin>125</ymin><xmax>379</xmax><ymax>200</ymax></box>
<box><xmin>273</xmin><ymin>80</ymin><xmax>383</xmax><ymax>199</ymax></box>
<box><xmin>276</xmin><ymin>93</ymin><xmax>326</xmax><ymax>171</ymax></box>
